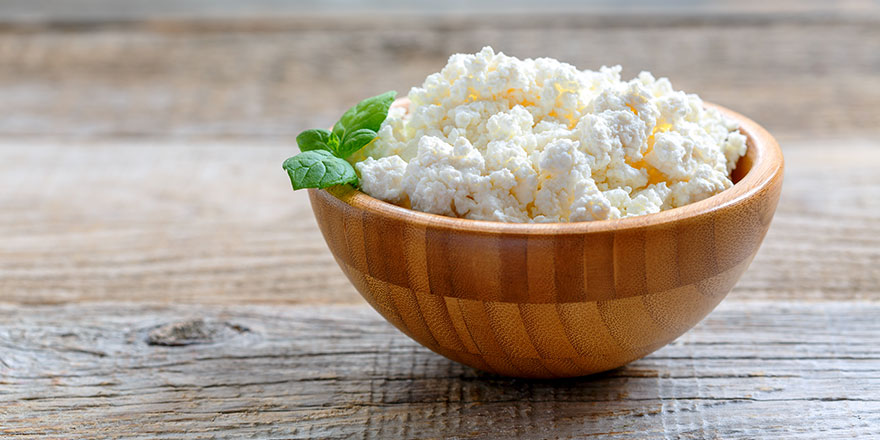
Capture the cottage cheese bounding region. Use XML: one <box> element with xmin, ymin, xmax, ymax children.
<box><xmin>351</xmin><ymin>47</ymin><xmax>747</xmax><ymax>223</ymax></box>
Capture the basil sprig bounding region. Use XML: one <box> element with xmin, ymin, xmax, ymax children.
<box><xmin>283</xmin><ymin>91</ymin><xmax>397</xmax><ymax>190</ymax></box>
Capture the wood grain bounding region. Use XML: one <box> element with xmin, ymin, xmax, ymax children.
<box><xmin>0</xmin><ymin>3</ymin><xmax>878</xmax><ymax>434</ymax></box>
<box><xmin>1</xmin><ymin>301</ymin><xmax>878</xmax><ymax>439</ymax></box>
<box><xmin>307</xmin><ymin>104</ymin><xmax>783</xmax><ymax>378</ymax></box>
<box><xmin>0</xmin><ymin>139</ymin><xmax>877</xmax><ymax>306</ymax></box>
<box><xmin>0</xmin><ymin>10</ymin><xmax>876</xmax><ymax>140</ymax></box>
<box><xmin>2</xmin><ymin>0</ymin><xmax>877</xmax><ymax>22</ymax></box>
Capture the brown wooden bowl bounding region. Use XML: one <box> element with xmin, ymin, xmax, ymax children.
<box><xmin>307</xmin><ymin>101</ymin><xmax>784</xmax><ymax>378</ymax></box>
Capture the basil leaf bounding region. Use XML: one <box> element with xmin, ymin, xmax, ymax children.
<box><xmin>296</xmin><ymin>129</ymin><xmax>335</xmax><ymax>152</ymax></box>
<box><xmin>331</xmin><ymin>91</ymin><xmax>396</xmax><ymax>155</ymax></box>
<box><xmin>336</xmin><ymin>128</ymin><xmax>377</xmax><ymax>158</ymax></box>
<box><xmin>283</xmin><ymin>91</ymin><xmax>397</xmax><ymax>192</ymax></box>
<box><xmin>283</xmin><ymin>150</ymin><xmax>358</xmax><ymax>190</ymax></box>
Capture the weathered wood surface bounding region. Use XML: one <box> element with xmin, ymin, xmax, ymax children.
<box><xmin>0</xmin><ymin>5</ymin><xmax>876</xmax><ymax>140</ymax></box>
<box><xmin>1</xmin><ymin>140</ymin><xmax>878</xmax><ymax>305</ymax></box>
<box><xmin>2</xmin><ymin>0</ymin><xmax>877</xmax><ymax>22</ymax></box>
<box><xmin>1</xmin><ymin>2</ymin><xmax>880</xmax><ymax>437</ymax></box>
<box><xmin>1</xmin><ymin>301</ymin><xmax>878</xmax><ymax>439</ymax></box>
<box><xmin>2</xmin><ymin>139</ymin><xmax>879</xmax><ymax>436</ymax></box>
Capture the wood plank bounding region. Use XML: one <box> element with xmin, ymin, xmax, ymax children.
<box><xmin>0</xmin><ymin>5</ymin><xmax>874</xmax><ymax>436</ymax></box>
<box><xmin>0</xmin><ymin>12</ymin><xmax>875</xmax><ymax>140</ymax></box>
<box><xmin>1</xmin><ymin>140</ymin><xmax>878</xmax><ymax>305</ymax></box>
<box><xmin>0</xmin><ymin>300</ymin><xmax>877</xmax><ymax>438</ymax></box>
<box><xmin>0</xmin><ymin>0</ymin><xmax>876</xmax><ymax>23</ymax></box>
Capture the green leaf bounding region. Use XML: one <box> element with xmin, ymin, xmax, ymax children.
<box><xmin>282</xmin><ymin>91</ymin><xmax>396</xmax><ymax>193</ymax></box>
<box><xmin>296</xmin><ymin>129</ymin><xmax>336</xmax><ymax>152</ymax></box>
<box><xmin>282</xmin><ymin>150</ymin><xmax>358</xmax><ymax>190</ymax></box>
<box><xmin>331</xmin><ymin>91</ymin><xmax>397</xmax><ymax>155</ymax></box>
<box><xmin>336</xmin><ymin>128</ymin><xmax>377</xmax><ymax>158</ymax></box>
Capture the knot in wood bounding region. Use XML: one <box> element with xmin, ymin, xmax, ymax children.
<box><xmin>147</xmin><ymin>318</ymin><xmax>249</xmax><ymax>346</ymax></box>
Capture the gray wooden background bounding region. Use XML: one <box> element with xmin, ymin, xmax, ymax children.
<box><xmin>1</xmin><ymin>1</ymin><xmax>879</xmax><ymax>438</ymax></box>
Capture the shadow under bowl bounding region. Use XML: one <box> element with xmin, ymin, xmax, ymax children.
<box><xmin>308</xmin><ymin>102</ymin><xmax>784</xmax><ymax>378</ymax></box>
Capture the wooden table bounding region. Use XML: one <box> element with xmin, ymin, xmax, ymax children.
<box><xmin>1</xmin><ymin>3</ymin><xmax>879</xmax><ymax>438</ymax></box>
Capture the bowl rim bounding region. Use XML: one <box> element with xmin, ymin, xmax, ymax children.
<box><xmin>317</xmin><ymin>101</ymin><xmax>784</xmax><ymax>235</ymax></box>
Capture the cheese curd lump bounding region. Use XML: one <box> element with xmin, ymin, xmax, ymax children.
<box><xmin>350</xmin><ymin>47</ymin><xmax>748</xmax><ymax>223</ymax></box>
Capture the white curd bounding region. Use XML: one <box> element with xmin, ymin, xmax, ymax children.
<box><xmin>350</xmin><ymin>47</ymin><xmax>747</xmax><ymax>223</ymax></box>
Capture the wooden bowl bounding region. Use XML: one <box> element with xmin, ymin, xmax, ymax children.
<box><xmin>307</xmin><ymin>102</ymin><xmax>784</xmax><ymax>378</ymax></box>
